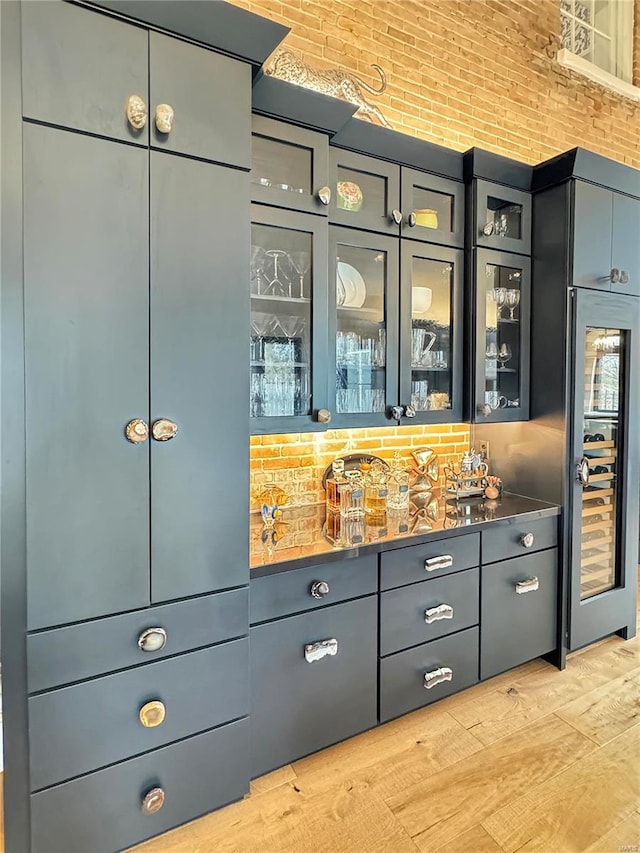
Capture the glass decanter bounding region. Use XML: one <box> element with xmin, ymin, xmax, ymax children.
<box><xmin>387</xmin><ymin>451</ymin><xmax>410</xmax><ymax>512</ymax></box>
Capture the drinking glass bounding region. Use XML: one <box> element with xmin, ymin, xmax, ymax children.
<box><xmin>497</xmin><ymin>343</ymin><xmax>512</xmax><ymax>370</ymax></box>
<box><xmin>505</xmin><ymin>288</ymin><xmax>520</xmax><ymax>320</ymax></box>
<box><xmin>493</xmin><ymin>287</ymin><xmax>507</xmax><ymax>319</ymax></box>
<box><xmin>485</xmin><ymin>341</ymin><xmax>498</xmax><ymax>360</ymax></box>
<box><xmin>276</xmin><ymin>315</ymin><xmax>306</xmax><ymax>363</ymax></box>
<box><xmin>250</xmin><ymin>245</ymin><xmax>267</xmax><ymax>294</ymax></box>
<box><xmin>263</xmin><ymin>250</ymin><xmax>292</xmax><ymax>297</ymax></box>
<box><xmin>250</xmin><ymin>313</ymin><xmax>276</xmax><ymax>362</ymax></box>
<box><xmin>287</xmin><ymin>251</ymin><xmax>311</xmax><ymax>299</ymax></box>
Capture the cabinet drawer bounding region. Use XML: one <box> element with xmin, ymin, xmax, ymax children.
<box><xmin>380</xmin><ymin>628</ymin><xmax>478</xmax><ymax>722</ymax></box>
<box><xmin>29</xmin><ymin>639</ymin><xmax>248</xmax><ymax>791</ymax></box>
<box><xmin>250</xmin><ymin>555</ymin><xmax>377</xmax><ymax>624</ymax></box>
<box><xmin>250</xmin><ymin>596</ymin><xmax>377</xmax><ymax>779</ymax></box>
<box><xmin>380</xmin><ymin>533</ymin><xmax>480</xmax><ymax>590</ymax></box>
<box><xmin>482</xmin><ymin>515</ymin><xmax>558</xmax><ymax>564</ymax></box>
<box><xmin>28</xmin><ymin>587</ymin><xmax>248</xmax><ymax>694</ymax></box>
<box><xmin>31</xmin><ymin>718</ymin><xmax>249</xmax><ymax>853</ymax></box>
<box><xmin>481</xmin><ymin>550</ymin><xmax>557</xmax><ymax>680</ymax></box>
<box><xmin>380</xmin><ymin>568</ymin><xmax>479</xmax><ymax>656</ymax></box>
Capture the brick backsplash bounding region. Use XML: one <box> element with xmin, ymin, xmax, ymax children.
<box><xmin>231</xmin><ymin>0</ymin><xmax>640</xmax><ymax>169</ymax></box>
<box><xmin>250</xmin><ymin>424</ymin><xmax>470</xmax><ymax>511</ymax></box>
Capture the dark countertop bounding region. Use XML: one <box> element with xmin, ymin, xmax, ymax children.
<box><xmin>250</xmin><ymin>491</ymin><xmax>560</xmax><ymax>577</ymax></box>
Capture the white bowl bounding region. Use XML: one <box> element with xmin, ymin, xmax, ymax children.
<box><xmin>412</xmin><ymin>287</ymin><xmax>432</xmax><ymax>315</ymax></box>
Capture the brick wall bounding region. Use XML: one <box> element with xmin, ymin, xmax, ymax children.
<box><xmin>250</xmin><ymin>424</ymin><xmax>470</xmax><ymax>511</ymax></box>
<box><xmin>233</xmin><ymin>0</ymin><xmax>640</xmax><ymax>167</ymax></box>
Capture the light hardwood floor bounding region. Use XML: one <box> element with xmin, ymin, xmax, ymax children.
<box><xmin>128</xmin><ymin>618</ymin><xmax>640</xmax><ymax>853</ymax></box>
<box><xmin>2</xmin><ymin>612</ymin><xmax>639</xmax><ymax>853</ymax></box>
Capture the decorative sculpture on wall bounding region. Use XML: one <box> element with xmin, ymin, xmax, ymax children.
<box><xmin>266</xmin><ymin>48</ymin><xmax>391</xmax><ymax>128</ymax></box>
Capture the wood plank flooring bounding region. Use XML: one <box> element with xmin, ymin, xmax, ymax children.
<box><xmin>127</xmin><ymin>621</ymin><xmax>640</xmax><ymax>853</ymax></box>
<box><xmin>1</xmin><ymin>605</ymin><xmax>638</xmax><ymax>852</ymax></box>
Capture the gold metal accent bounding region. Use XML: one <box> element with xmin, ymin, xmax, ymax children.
<box><xmin>125</xmin><ymin>419</ymin><xmax>149</xmax><ymax>444</ymax></box>
<box><xmin>151</xmin><ymin>418</ymin><xmax>178</xmax><ymax>441</ymax></box>
<box><xmin>141</xmin><ymin>787</ymin><xmax>165</xmax><ymax>815</ymax></box>
<box><xmin>155</xmin><ymin>103</ymin><xmax>174</xmax><ymax>134</ymax></box>
<box><xmin>126</xmin><ymin>95</ymin><xmax>147</xmax><ymax>130</ymax></box>
<box><xmin>139</xmin><ymin>700</ymin><xmax>166</xmax><ymax>728</ymax></box>
<box><xmin>138</xmin><ymin>627</ymin><xmax>168</xmax><ymax>653</ymax></box>
<box><xmin>316</xmin><ymin>408</ymin><xmax>332</xmax><ymax>424</ymax></box>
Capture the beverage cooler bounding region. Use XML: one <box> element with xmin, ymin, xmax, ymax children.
<box><xmin>568</xmin><ymin>289</ymin><xmax>639</xmax><ymax>650</ymax></box>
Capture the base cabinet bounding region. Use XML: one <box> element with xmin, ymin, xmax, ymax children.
<box><xmin>480</xmin><ymin>550</ymin><xmax>558</xmax><ymax>679</ymax></box>
<box><xmin>250</xmin><ymin>596</ymin><xmax>378</xmax><ymax>778</ymax></box>
<box><xmin>30</xmin><ymin>719</ymin><xmax>250</xmax><ymax>853</ymax></box>
<box><xmin>380</xmin><ymin>627</ymin><xmax>479</xmax><ymax>722</ymax></box>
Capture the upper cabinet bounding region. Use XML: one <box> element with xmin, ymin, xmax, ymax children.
<box><xmin>401</xmin><ymin>168</ymin><xmax>465</xmax><ymax>248</ymax></box>
<box><xmin>472</xmin><ymin>180</ymin><xmax>532</xmax><ymax>255</ymax></box>
<box><xmin>329</xmin><ymin>149</ymin><xmax>401</xmax><ymax>235</ymax></box>
<box><xmin>21</xmin><ymin>0</ymin><xmax>250</xmax><ymax>167</ymax></box>
<box><xmin>251</xmin><ymin>116</ymin><xmax>331</xmax><ymax>214</ymax></box>
<box><xmin>573</xmin><ymin>181</ymin><xmax>640</xmax><ymax>297</ymax></box>
<box><xmin>249</xmin><ymin>116</ymin><xmax>466</xmax><ymax>431</ymax></box>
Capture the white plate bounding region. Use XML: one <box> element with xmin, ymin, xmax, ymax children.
<box><xmin>337</xmin><ymin>261</ymin><xmax>366</xmax><ymax>308</ymax></box>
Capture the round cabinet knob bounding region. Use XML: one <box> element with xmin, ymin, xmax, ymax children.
<box><xmin>155</xmin><ymin>103</ymin><xmax>175</xmax><ymax>134</ymax></box>
<box><xmin>609</xmin><ymin>268</ymin><xmax>621</xmax><ymax>284</ymax></box>
<box><xmin>141</xmin><ymin>787</ymin><xmax>165</xmax><ymax>815</ymax></box>
<box><xmin>407</xmin><ymin>212</ymin><xmax>417</xmax><ymax>227</ymax></box>
<box><xmin>316</xmin><ymin>408</ymin><xmax>332</xmax><ymax>424</ymax></box>
<box><xmin>317</xmin><ymin>186</ymin><xmax>331</xmax><ymax>206</ymax></box>
<box><xmin>125</xmin><ymin>419</ymin><xmax>149</xmax><ymax>444</ymax></box>
<box><xmin>152</xmin><ymin>418</ymin><xmax>178</xmax><ymax>441</ymax></box>
<box><xmin>138</xmin><ymin>627</ymin><xmax>168</xmax><ymax>653</ymax></box>
<box><xmin>483</xmin><ymin>222</ymin><xmax>494</xmax><ymax>236</ymax></box>
<box><xmin>139</xmin><ymin>700</ymin><xmax>166</xmax><ymax>728</ymax></box>
<box><xmin>520</xmin><ymin>532</ymin><xmax>535</xmax><ymax>548</ymax></box>
<box><xmin>620</xmin><ymin>270</ymin><xmax>630</xmax><ymax>284</ymax></box>
<box><xmin>404</xmin><ymin>404</ymin><xmax>416</xmax><ymax>418</ymax></box>
<box><xmin>310</xmin><ymin>580</ymin><xmax>330</xmax><ymax>599</ymax></box>
<box><xmin>391</xmin><ymin>208</ymin><xmax>403</xmax><ymax>225</ymax></box>
<box><xmin>477</xmin><ymin>404</ymin><xmax>492</xmax><ymax>418</ymax></box>
<box><xmin>126</xmin><ymin>94</ymin><xmax>147</xmax><ymax>130</ymax></box>
<box><xmin>390</xmin><ymin>405</ymin><xmax>404</xmax><ymax>421</ymax></box>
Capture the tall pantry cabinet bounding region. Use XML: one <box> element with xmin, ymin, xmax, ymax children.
<box><xmin>1</xmin><ymin>2</ymin><xmax>285</xmax><ymax>851</ymax></box>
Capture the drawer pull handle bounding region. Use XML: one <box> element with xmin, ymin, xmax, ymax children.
<box><xmin>126</xmin><ymin>94</ymin><xmax>147</xmax><ymax>130</ymax></box>
<box><xmin>515</xmin><ymin>577</ymin><xmax>539</xmax><ymax>594</ymax></box>
<box><xmin>520</xmin><ymin>532</ymin><xmax>535</xmax><ymax>548</ymax></box>
<box><xmin>139</xmin><ymin>700</ymin><xmax>166</xmax><ymax>728</ymax></box>
<box><xmin>304</xmin><ymin>638</ymin><xmax>338</xmax><ymax>663</ymax></box>
<box><xmin>423</xmin><ymin>666</ymin><xmax>453</xmax><ymax>689</ymax></box>
<box><xmin>310</xmin><ymin>580</ymin><xmax>330</xmax><ymax>599</ymax></box>
<box><xmin>317</xmin><ymin>186</ymin><xmax>331</xmax><ymax>206</ymax></box>
<box><xmin>424</xmin><ymin>555</ymin><xmax>454</xmax><ymax>572</ymax></box>
<box><xmin>138</xmin><ymin>627</ymin><xmax>168</xmax><ymax>653</ymax></box>
<box><xmin>141</xmin><ymin>787</ymin><xmax>165</xmax><ymax>815</ymax></box>
<box><xmin>424</xmin><ymin>603</ymin><xmax>454</xmax><ymax>624</ymax></box>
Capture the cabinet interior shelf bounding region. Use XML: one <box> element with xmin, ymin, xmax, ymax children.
<box><xmin>337</xmin><ymin>306</ymin><xmax>384</xmax><ymax>321</ymax></box>
<box><xmin>582</xmin><ymin>487</ymin><xmax>614</xmax><ymax>501</ymax></box>
<box><xmin>411</xmin><ymin>365</ymin><xmax>449</xmax><ymax>372</ymax></box>
<box><xmin>251</xmin><ymin>294</ymin><xmax>311</xmax><ymax>306</ymax></box>
<box><xmin>251</xmin><ymin>361</ymin><xmax>309</xmax><ymax>368</ymax></box>
<box><xmin>588</xmin><ymin>472</ymin><xmax>615</xmax><ymax>483</ymax></box>
<box><xmin>588</xmin><ymin>455</ymin><xmax>616</xmax><ymax>465</ymax></box>
<box><xmin>583</xmin><ymin>440</ymin><xmax>616</xmax><ymax>450</ymax></box>
<box><xmin>496</xmin><ymin>317</ymin><xmax>520</xmax><ymax>324</ymax></box>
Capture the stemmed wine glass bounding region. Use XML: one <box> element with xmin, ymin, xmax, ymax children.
<box><xmin>493</xmin><ymin>287</ymin><xmax>507</xmax><ymax>319</ymax></box>
<box><xmin>276</xmin><ymin>315</ymin><xmax>307</xmax><ymax>363</ymax></box>
<box><xmin>497</xmin><ymin>343</ymin><xmax>512</xmax><ymax>370</ymax></box>
<box><xmin>505</xmin><ymin>288</ymin><xmax>520</xmax><ymax>320</ymax></box>
<box><xmin>250</xmin><ymin>245</ymin><xmax>267</xmax><ymax>295</ymax></box>
<box><xmin>263</xmin><ymin>250</ymin><xmax>292</xmax><ymax>297</ymax></box>
<box><xmin>287</xmin><ymin>251</ymin><xmax>311</xmax><ymax>299</ymax></box>
<box><xmin>250</xmin><ymin>313</ymin><xmax>276</xmax><ymax>362</ymax></box>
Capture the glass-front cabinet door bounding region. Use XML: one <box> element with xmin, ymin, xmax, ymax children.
<box><xmin>474</xmin><ymin>249</ymin><xmax>530</xmax><ymax>422</ymax></box>
<box><xmin>475</xmin><ymin>179</ymin><xmax>531</xmax><ymax>255</ymax></box>
<box><xmin>401</xmin><ymin>168</ymin><xmax>465</xmax><ymax>248</ymax></box>
<box><xmin>251</xmin><ymin>116</ymin><xmax>330</xmax><ymax>215</ymax></box>
<box><xmin>329</xmin><ymin>148</ymin><xmax>401</xmax><ymax>236</ymax></box>
<box><xmin>569</xmin><ymin>290</ymin><xmax>639</xmax><ymax>650</ymax></box>
<box><xmin>329</xmin><ymin>226</ymin><xmax>399</xmax><ymax>427</ymax></box>
<box><xmin>399</xmin><ymin>241</ymin><xmax>463</xmax><ymax>424</ymax></box>
<box><xmin>250</xmin><ymin>205</ymin><xmax>328</xmax><ymax>433</ymax></box>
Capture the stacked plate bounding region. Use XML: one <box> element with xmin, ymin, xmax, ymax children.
<box><xmin>337</xmin><ymin>261</ymin><xmax>366</xmax><ymax>308</ymax></box>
